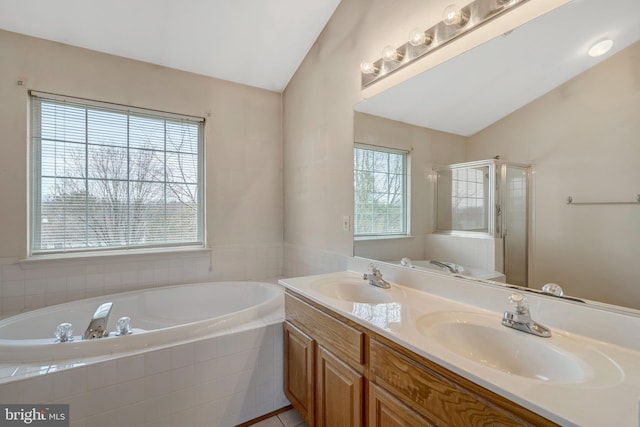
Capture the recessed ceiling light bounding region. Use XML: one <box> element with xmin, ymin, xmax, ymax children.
<box><xmin>588</xmin><ymin>39</ymin><xmax>613</xmax><ymax>57</ymax></box>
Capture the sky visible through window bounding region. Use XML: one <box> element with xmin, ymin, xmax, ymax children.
<box><xmin>32</xmin><ymin>97</ymin><xmax>203</xmax><ymax>253</ymax></box>
<box><xmin>354</xmin><ymin>145</ymin><xmax>407</xmax><ymax>236</ymax></box>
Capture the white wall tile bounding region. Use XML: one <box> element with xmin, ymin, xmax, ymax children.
<box><xmin>0</xmin><ymin>319</ymin><xmax>285</xmax><ymax>426</ymax></box>
<box><xmin>1</xmin><ymin>296</ymin><xmax>24</xmax><ymax>313</ymax></box>
<box><xmin>17</xmin><ymin>375</ymin><xmax>54</xmax><ymax>402</ymax></box>
<box><xmin>53</xmin><ymin>366</ymin><xmax>87</xmax><ymax>399</ymax></box>
<box><xmin>86</xmin><ymin>360</ymin><xmax>117</xmax><ymax>391</ymax></box>
<box><xmin>170</xmin><ymin>343</ymin><xmax>194</xmax><ymax>369</ymax></box>
<box><xmin>144</xmin><ymin>394</ymin><xmax>173</xmax><ymax>423</ymax></box>
<box><xmin>145</xmin><ymin>348</ymin><xmax>172</xmax><ymax>376</ymax></box>
<box><xmin>116</xmin><ymin>401</ymin><xmax>146</xmax><ymax>427</ymax></box>
<box><xmin>3</xmin><ymin>280</ymin><xmax>25</xmax><ymax>298</ymax></box>
<box><xmin>0</xmin><ymin>383</ymin><xmax>19</xmax><ymax>404</ymax></box>
<box><xmin>193</xmin><ymin>337</ymin><xmax>218</xmax><ymax>363</ymax></box>
<box><xmin>190</xmin><ymin>359</ymin><xmax>213</xmax><ymax>384</ymax></box>
<box><xmin>116</xmin><ymin>354</ymin><xmax>145</xmax><ymax>382</ymax></box>
<box><xmin>170</xmin><ymin>365</ymin><xmax>195</xmax><ymax>391</ymax></box>
<box><xmin>144</xmin><ymin>371</ymin><xmax>172</xmax><ymax>401</ymax></box>
<box><xmin>116</xmin><ymin>378</ymin><xmax>145</xmax><ymax>406</ymax></box>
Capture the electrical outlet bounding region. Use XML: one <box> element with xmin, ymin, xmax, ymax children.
<box><xmin>342</xmin><ymin>215</ymin><xmax>350</xmax><ymax>232</ymax></box>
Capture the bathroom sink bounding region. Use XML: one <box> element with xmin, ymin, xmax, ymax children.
<box><xmin>310</xmin><ymin>277</ymin><xmax>402</xmax><ymax>303</ymax></box>
<box><xmin>416</xmin><ymin>311</ymin><xmax>622</xmax><ymax>385</ymax></box>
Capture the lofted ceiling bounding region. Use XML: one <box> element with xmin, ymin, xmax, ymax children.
<box><xmin>355</xmin><ymin>0</ymin><xmax>640</xmax><ymax>136</ymax></box>
<box><xmin>0</xmin><ymin>0</ymin><xmax>342</xmax><ymax>92</ymax></box>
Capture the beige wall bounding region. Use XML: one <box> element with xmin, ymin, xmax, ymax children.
<box><xmin>468</xmin><ymin>42</ymin><xmax>640</xmax><ymax>308</ymax></box>
<box><xmin>0</xmin><ymin>30</ymin><xmax>283</xmax><ymax>312</ymax></box>
<box><xmin>282</xmin><ymin>0</ymin><xmax>569</xmax><ymax>277</ymax></box>
<box><xmin>353</xmin><ymin>112</ymin><xmax>466</xmax><ymax>261</ymax></box>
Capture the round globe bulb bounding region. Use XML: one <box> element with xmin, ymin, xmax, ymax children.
<box><xmin>360</xmin><ymin>61</ymin><xmax>377</xmax><ymax>74</ymax></box>
<box><xmin>443</xmin><ymin>4</ymin><xmax>462</xmax><ymax>26</ymax></box>
<box><xmin>381</xmin><ymin>45</ymin><xmax>399</xmax><ymax>62</ymax></box>
<box><xmin>409</xmin><ymin>28</ymin><xmax>427</xmax><ymax>46</ymax></box>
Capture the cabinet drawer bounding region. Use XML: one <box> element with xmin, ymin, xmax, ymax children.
<box><xmin>370</xmin><ymin>339</ymin><xmax>555</xmax><ymax>427</ymax></box>
<box><xmin>285</xmin><ymin>293</ymin><xmax>364</xmax><ymax>367</ymax></box>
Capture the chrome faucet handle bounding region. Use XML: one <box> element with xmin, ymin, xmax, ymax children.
<box><xmin>400</xmin><ymin>257</ymin><xmax>413</xmax><ymax>267</ymax></box>
<box><xmin>503</xmin><ymin>293</ymin><xmax>551</xmax><ymax>337</ymax></box>
<box><xmin>508</xmin><ymin>293</ymin><xmax>529</xmax><ymax>315</ymax></box>
<box><xmin>542</xmin><ymin>283</ymin><xmax>564</xmax><ymax>297</ymax></box>
<box><xmin>368</xmin><ymin>263</ymin><xmax>382</xmax><ymax>276</ymax></box>
<box><xmin>363</xmin><ymin>263</ymin><xmax>391</xmax><ymax>288</ymax></box>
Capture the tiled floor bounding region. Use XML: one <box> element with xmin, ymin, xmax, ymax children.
<box><xmin>251</xmin><ymin>408</ymin><xmax>307</xmax><ymax>427</ymax></box>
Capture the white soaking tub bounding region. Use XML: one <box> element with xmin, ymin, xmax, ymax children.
<box><xmin>0</xmin><ymin>280</ymin><xmax>288</xmax><ymax>426</ymax></box>
<box><xmin>0</xmin><ymin>281</ymin><xmax>283</xmax><ymax>363</ymax></box>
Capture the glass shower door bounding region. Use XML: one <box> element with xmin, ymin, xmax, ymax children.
<box><xmin>502</xmin><ymin>165</ymin><xmax>529</xmax><ymax>286</ymax></box>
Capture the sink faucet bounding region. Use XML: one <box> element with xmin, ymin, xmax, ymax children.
<box><xmin>83</xmin><ymin>302</ymin><xmax>113</xmax><ymax>340</ymax></box>
<box><xmin>501</xmin><ymin>294</ymin><xmax>551</xmax><ymax>338</ymax></box>
<box><xmin>363</xmin><ymin>264</ymin><xmax>391</xmax><ymax>289</ymax></box>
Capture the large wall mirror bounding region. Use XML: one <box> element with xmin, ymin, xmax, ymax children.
<box><xmin>353</xmin><ymin>0</ymin><xmax>640</xmax><ymax>311</ymax></box>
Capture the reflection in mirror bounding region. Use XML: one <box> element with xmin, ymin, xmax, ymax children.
<box><xmin>353</xmin><ymin>0</ymin><xmax>640</xmax><ymax>311</ymax></box>
<box><xmin>436</xmin><ymin>164</ymin><xmax>492</xmax><ymax>234</ymax></box>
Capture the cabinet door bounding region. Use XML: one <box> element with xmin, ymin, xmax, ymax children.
<box><xmin>369</xmin><ymin>383</ymin><xmax>433</xmax><ymax>427</ymax></box>
<box><xmin>284</xmin><ymin>321</ymin><xmax>315</xmax><ymax>426</ymax></box>
<box><xmin>316</xmin><ymin>345</ymin><xmax>363</xmax><ymax>427</ymax></box>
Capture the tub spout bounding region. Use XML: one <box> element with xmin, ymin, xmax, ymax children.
<box><xmin>83</xmin><ymin>302</ymin><xmax>113</xmax><ymax>340</ymax></box>
<box><xmin>429</xmin><ymin>260</ymin><xmax>461</xmax><ymax>274</ymax></box>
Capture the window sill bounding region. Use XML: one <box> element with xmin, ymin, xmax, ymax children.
<box><xmin>354</xmin><ymin>235</ymin><xmax>413</xmax><ymax>242</ymax></box>
<box><xmin>19</xmin><ymin>246</ymin><xmax>210</xmax><ymax>268</ymax></box>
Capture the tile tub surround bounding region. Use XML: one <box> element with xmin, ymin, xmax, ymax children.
<box><xmin>281</xmin><ymin>263</ymin><xmax>640</xmax><ymax>426</ymax></box>
<box><xmin>0</xmin><ymin>242</ymin><xmax>283</xmax><ymax>315</ymax></box>
<box><xmin>0</xmin><ymin>322</ymin><xmax>288</xmax><ymax>427</ymax></box>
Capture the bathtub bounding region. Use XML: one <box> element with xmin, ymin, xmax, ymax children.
<box><xmin>0</xmin><ymin>281</ymin><xmax>288</xmax><ymax>426</ymax></box>
<box><xmin>0</xmin><ymin>281</ymin><xmax>283</xmax><ymax>362</ymax></box>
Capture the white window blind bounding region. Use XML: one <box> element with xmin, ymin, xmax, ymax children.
<box><xmin>354</xmin><ymin>144</ymin><xmax>408</xmax><ymax>237</ymax></box>
<box><xmin>30</xmin><ymin>92</ymin><xmax>205</xmax><ymax>255</ymax></box>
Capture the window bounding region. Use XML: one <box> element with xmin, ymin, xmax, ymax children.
<box><xmin>435</xmin><ymin>164</ymin><xmax>489</xmax><ymax>233</ymax></box>
<box><xmin>354</xmin><ymin>144</ymin><xmax>408</xmax><ymax>237</ymax></box>
<box><xmin>451</xmin><ymin>166</ymin><xmax>488</xmax><ymax>231</ymax></box>
<box><xmin>30</xmin><ymin>92</ymin><xmax>205</xmax><ymax>255</ymax></box>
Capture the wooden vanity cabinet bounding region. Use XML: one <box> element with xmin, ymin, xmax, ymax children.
<box><xmin>284</xmin><ymin>290</ymin><xmax>557</xmax><ymax>427</ymax></box>
<box><xmin>316</xmin><ymin>345</ymin><xmax>364</xmax><ymax>427</ymax></box>
<box><xmin>283</xmin><ymin>321</ymin><xmax>315</xmax><ymax>425</ymax></box>
<box><xmin>368</xmin><ymin>383</ymin><xmax>433</xmax><ymax>427</ymax></box>
<box><xmin>284</xmin><ymin>292</ymin><xmax>365</xmax><ymax>426</ymax></box>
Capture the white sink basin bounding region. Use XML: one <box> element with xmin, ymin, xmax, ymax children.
<box><xmin>416</xmin><ymin>311</ymin><xmax>623</xmax><ymax>385</ymax></box>
<box><xmin>310</xmin><ymin>277</ymin><xmax>403</xmax><ymax>303</ymax></box>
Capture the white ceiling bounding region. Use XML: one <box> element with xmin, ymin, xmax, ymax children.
<box><xmin>355</xmin><ymin>0</ymin><xmax>640</xmax><ymax>136</ymax></box>
<box><xmin>0</xmin><ymin>0</ymin><xmax>342</xmax><ymax>92</ymax></box>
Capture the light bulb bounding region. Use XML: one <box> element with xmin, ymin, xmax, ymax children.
<box><xmin>442</xmin><ymin>4</ymin><xmax>468</xmax><ymax>26</ymax></box>
<box><xmin>360</xmin><ymin>61</ymin><xmax>378</xmax><ymax>75</ymax></box>
<box><xmin>408</xmin><ymin>28</ymin><xmax>432</xmax><ymax>47</ymax></box>
<box><xmin>381</xmin><ymin>45</ymin><xmax>401</xmax><ymax>62</ymax></box>
<box><xmin>588</xmin><ymin>39</ymin><xmax>613</xmax><ymax>57</ymax></box>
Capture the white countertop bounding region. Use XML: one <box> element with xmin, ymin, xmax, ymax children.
<box><xmin>279</xmin><ymin>267</ymin><xmax>640</xmax><ymax>427</ymax></box>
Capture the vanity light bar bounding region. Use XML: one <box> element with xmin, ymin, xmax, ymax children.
<box><xmin>361</xmin><ymin>0</ymin><xmax>529</xmax><ymax>88</ymax></box>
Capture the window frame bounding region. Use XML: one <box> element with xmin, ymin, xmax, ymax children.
<box><xmin>353</xmin><ymin>143</ymin><xmax>410</xmax><ymax>239</ymax></box>
<box><xmin>29</xmin><ymin>91</ymin><xmax>206</xmax><ymax>257</ymax></box>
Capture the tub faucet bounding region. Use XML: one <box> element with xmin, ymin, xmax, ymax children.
<box><xmin>83</xmin><ymin>302</ymin><xmax>113</xmax><ymax>340</ymax></box>
<box><xmin>501</xmin><ymin>294</ymin><xmax>551</xmax><ymax>338</ymax></box>
<box><xmin>429</xmin><ymin>260</ymin><xmax>460</xmax><ymax>274</ymax></box>
<box><xmin>363</xmin><ymin>264</ymin><xmax>391</xmax><ymax>289</ymax></box>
